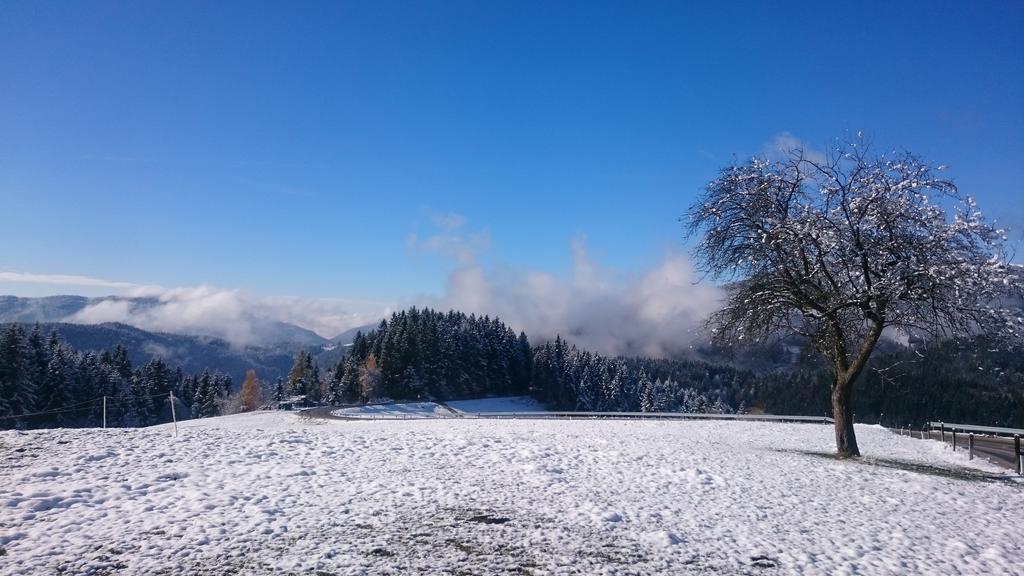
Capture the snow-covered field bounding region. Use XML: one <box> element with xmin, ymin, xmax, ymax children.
<box><xmin>331</xmin><ymin>401</ymin><xmax>456</xmax><ymax>418</ymax></box>
<box><xmin>446</xmin><ymin>395</ymin><xmax>545</xmax><ymax>413</ymax></box>
<box><xmin>329</xmin><ymin>396</ymin><xmax>545</xmax><ymax>418</ymax></box>
<box><xmin>2</xmin><ymin>412</ymin><xmax>1021</xmax><ymax>575</ymax></box>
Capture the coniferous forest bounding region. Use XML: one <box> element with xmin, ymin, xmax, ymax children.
<box><xmin>3</xmin><ymin>308</ymin><xmax>1024</xmax><ymax>429</ymax></box>
<box><xmin>0</xmin><ymin>323</ymin><xmax>235</xmax><ymax>429</ymax></box>
<box><xmin>323</xmin><ymin>308</ymin><xmax>533</xmax><ymax>404</ymax></box>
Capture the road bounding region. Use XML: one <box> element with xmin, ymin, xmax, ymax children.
<box><xmin>894</xmin><ymin>428</ymin><xmax>1021</xmax><ymax>472</ymax></box>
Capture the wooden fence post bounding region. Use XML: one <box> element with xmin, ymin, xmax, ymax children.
<box><xmin>169</xmin><ymin>391</ymin><xmax>178</xmax><ymax>438</ymax></box>
<box><xmin>1015</xmin><ymin>435</ymin><xmax>1021</xmax><ymax>476</ymax></box>
<box><xmin>968</xmin><ymin>433</ymin><xmax>973</xmax><ymax>460</ymax></box>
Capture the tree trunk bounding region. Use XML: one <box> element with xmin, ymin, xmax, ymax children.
<box><xmin>831</xmin><ymin>374</ymin><xmax>860</xmax><ymax>457</ymax></box>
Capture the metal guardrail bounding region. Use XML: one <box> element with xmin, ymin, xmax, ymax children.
<box><xmin>926</xmin><ymin>421</ymin><xmax>1023</xmax><ymax>475</ymax></box>
<box><xmin>928</xmin><ymin>421</ymin><xmax>1024</xmax><ymax>436</ymax></box>
<box><xmin>470</xmin><ymin>412</ymin><xmax>833</xmax><ymax>423</ymax></box>
<box><xmin>330</xmin><ymin>410</ymin><xmax>834</xmax><ymax>424</ymax></box>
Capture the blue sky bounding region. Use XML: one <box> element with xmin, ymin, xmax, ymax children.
<box><xmin>2</xmin><ymin>1</ymin><xmax>1022</xmax><ymax>313</ymax></box>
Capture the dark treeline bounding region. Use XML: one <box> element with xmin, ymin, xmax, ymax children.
<box><xmin>758</xmin><ymin>337</ymin><xmax>1024</xmax><ymax>428</ymax></box>
<box><xmin>319</xmin><ymin>308</ymin><xmax>1024</xmax><ymax>426</ymax></box>
<box><xmin>0</xmin><ymin>323</ymin><xmax>234</xmax><ymax>429</ymax></box>
<box><xmin>318</xmin><ymin>308</ymin><xmax>737</xmax><ymax>413</ymax></box>
<box><xmin>6</xmin><ymin>309</ymin><xmax>1023</xmax><ymax>429</ymax></box>
<box><xmin>322</xmin><ymin>308</ymin><xmax>532</xmax><ymax>404</ymax></box>
<box><xmin>532</xmin><ymin>336</ymin><xmax>744</xmax><ymax>413</ymax></box>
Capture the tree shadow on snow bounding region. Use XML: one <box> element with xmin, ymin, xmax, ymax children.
<box><xmin>784</xmin><ymin>449</ymin><xmax>1023</xmax><ymax>486</ymax></box>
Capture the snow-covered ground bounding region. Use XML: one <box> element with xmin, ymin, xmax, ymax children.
<box><xmin>331</xmin><ymin>401</ymin><xmax>456</xmax><ymax>418</ymax></box>
<box><xmin>328</xmin><ymin>396</ymin><xmax>544</xmax><ymax>418</ymax></box>
<box><xmin>446</xmin><ymin>395</ymin><xmax>545</xmax><ymax>413</ymax></box>
<box><xmin>2</xmin><ymin>413</ymin><xmax>1021</xmax><ymax>575</ymax></box>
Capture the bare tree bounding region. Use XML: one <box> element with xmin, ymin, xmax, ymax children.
<box><xmin>686</xmin><ymin>136</ymin><xmax>1022</xmax><ymax>455</ymax></box>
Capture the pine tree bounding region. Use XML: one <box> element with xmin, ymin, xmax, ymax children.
<box><xmin>193</xmin><ymin>370</ymin><xmax>219</xmax><ymax>418</ymax></box>
<box><xmin>638</xmin><ymin>369</ymin><xmax>654</xmax><ymax>413</ymax></box>
<box><xmin>25</xmin><ymin>326</ymin><xmax>49</xmax><ymax>404</ymax></box>
<box><xmin>325</xmin><ymin>364</ymin><xmax>343</xmax><ymax>406</ymax></box>
<box><xmin>39</xmin><ymin>342</ymin><xmax>74</xmax><ymax>426</ymax></box>
<box><xmin>303</xmin><ymin>353</ymin><xmax>322</xmax><ymax>403</ymax></box>
<box><xmin>217</xmin><ymin>373</ymin><xmax>233</xmax><ymax>398</ymax></box>
<box><xmin>0</xmin><ymin>325</ymin><xmax>39</xmax><ymax>424</ymax></box>
<box><xmin>273</xmin><ymin>377</ymin><xmax>286</xmax><ymax>402</ymax></box>
<box><xmin>141</xmin><ymin>359</ymin><xmax>172</xmax><ymax>397</ymax></box>
<box><xmin>287</xmin><ymin>351</ymin><xmax>309</xmax><ymax>397</ymax></box>
<box><xmin>0</xmin><ymin>324</ymin><xmax>25</xmax><ymax>420</ymax></box>
<box><xmin>179</xmin><ymin>375</ymin><xmax>198</xmax><ymax>409</ymax></box>
<box><xmin>128</xmin><ymin>372</ymin><xmax>155</xmax><ymax>426</ymax></box>
<box><xmin>109</xmin><ymin>344</ymin><xmax>133</xmax><ymax>380</ymax></box>
<box><xmin>339</xmin><ymin>356</ymin><xmax>361</xmax><ymax>403</ymax></box>
<box><xmin>514</xmin><ymin>331</ymin><xmax>531</xmax><ymax>394</ymax></box>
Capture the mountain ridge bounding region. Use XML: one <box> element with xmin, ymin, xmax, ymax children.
<box><xmin>0</xmin><ymin>294</ymin><xmax>328</xmax><ymax>347</ymax></box>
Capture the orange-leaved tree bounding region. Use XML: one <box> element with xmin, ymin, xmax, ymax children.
<box><xmin>239</xmin><ymin>369</ymin><xmax>262</xmax><ymax>412</ymax></box>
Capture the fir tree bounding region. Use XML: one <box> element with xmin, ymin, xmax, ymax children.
<box><xmin>339</xmin><ymin>356</ymin><xmax>362</xmax><ymax>403</ymax></box>
<box><xmin>38</xmin><ymin>342</ymin><xmax>74</xmax><ymax>426</ymax></box>
<box><xmin>303</xmin><ymin>353</ymin><xmax>322</xmax><ymax>402</ymax></box>
<box><xmin>273</xmin><ymin>377</ymin><xmax>286</xmax><ymax>402</ymax></box>
<box><xmin>0</xmin><ymin>324</ymin><xmax>29</xmax><ymax>419</ymax></box>
<box><xmin>638</xmin><ymin>369</ymin><xmax>654</xmax><ymax>413</ymax></box>
<box><xmin>286</xmin><ymin>351</ymin><xmax>310</xmax><ymax>397</ymax></box>
<box><xmin>193</xmin><ymin>370</ymin><xmax>219</xmax><ymax>418</ymax></box>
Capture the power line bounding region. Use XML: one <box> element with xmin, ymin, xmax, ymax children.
<box><xmin>0</xmin><ymin>391</ymin><xmax>175</xmax><ymax>421</ymax></box>
<box><xmin>0</xmin><ymin>401</ymin><xmax>101</xmax><ymax>421</ymax></box>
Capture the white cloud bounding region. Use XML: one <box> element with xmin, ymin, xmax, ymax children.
<box><xmin>407</xmin><ymin>211</ymin><xmax>491</xmax><ymax>265</ymax></box>
<box><xmin>69</xmin><ymin>286</ymin><xmax>392</xmax><ymax>346</ymax></box>
<box><xmin>1</xmin><ymin>270</ymin><xmax>391</xmax><ymax>346</ymax></box>
<box><xmin>71</xmin><ymin>299</ymin><xmax>134</xmax><ymax>323</ymax></box>
<box><xmin>5</xmin><ymin>212</ymin><xmax>723</xmax><ymax>356</ymax></box>
<box><xmin>413</xmin><ymin>218</ymin><xmax>722</xmax><ymax>358</ymax></box>
<box><xmin>0</xmin><ymin>271</ymin><xmax>143</xmax><ymax>290</ymax></box>
<box><xmin>764</xmin><ymin>132</ymin><xmax>828</xmax><ymax>165</ymax></box>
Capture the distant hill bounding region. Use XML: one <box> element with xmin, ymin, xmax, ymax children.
<box><xmin>331</xmin><ymin>323</ymin><xmax>376</xmax><ymax>344</ymax></box>
<box><xmin>312</xmin><ymin>322</ymin><xmax>377</xmax><ymax>368</ymax></box>
<box><xmin>6</xmin><ymin>322</ymin><xmax>297</xmax><ymax>386</ymax></box>
<box><xmin>0</xmin><ymin>295</ymin><xmax>328</xmax><ymax>347</ymax></box>
<box><xmin>0</xmin><ymin>295</ymin><xmax>90</xmax><ymax>323</ymax></box>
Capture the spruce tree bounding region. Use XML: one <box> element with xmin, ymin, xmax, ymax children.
<box><xmin>303</xmin><ymin>353</ymin><xmax>322</xmax><ymax>402</ymax></box>
<box><xmin>638</xmin><ymin>369</ymin><xmax>654</xmax><ymax>413</ymax></box>
<box><xmin>128</xmin><ymin>372</ymin><xmax>155</xmax><ymax>426</ymax></box>
<box><xmin>40</xmin><ymin>344</ymin><xmax>74</xmax><ymax>426</ymax></box>
<box><xmin>339</xmin><ymin>356</ymin><xmax>361</xmax><ymax>403</ymax></box>
<box><xmin>286</xmin><ymin>351</ymin><xmax>308</xmax><ymax>396</ymax></box>
<box><xmin>273</xmin><ymin>377</ymin><xmax>286</xmax><ymax>402</ymax></box>
<box><xmin>0</xmin><ymin>324</ymin><xmax>34</xmax><ymax>422</ymax></box>
<box><xmin>193</xmin><ymin>370</ymin><xmax>219</xmax><ymax>418</ymax></box>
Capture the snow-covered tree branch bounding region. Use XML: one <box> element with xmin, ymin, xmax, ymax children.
<box><xmin>686</xmin><ymin>135</ymin><xmax>1023</xmax><ymax>455</ymax></box>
